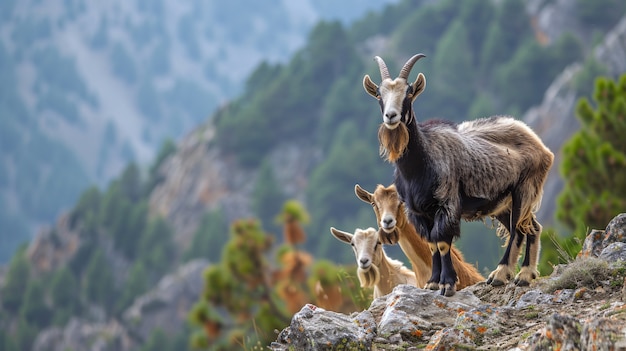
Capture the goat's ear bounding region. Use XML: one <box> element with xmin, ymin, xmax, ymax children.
<box><xmin>409</xmin><ymin>73</ymin><xmax>426</xmax><ymax>102</ymax></box>
<box><xmin>355</xmin><ymin>184</ymin><xmax>374</xmax><ymax>204</ymax></box>
<box><xmin>330</xmin><ymin>227</ymin><xmax>353</xmax><ymax>244</ymax></box>
<box><xmin>363</xmin><ymin>75</ymin><xmax>379</xmax><ymax>98</ymax></box>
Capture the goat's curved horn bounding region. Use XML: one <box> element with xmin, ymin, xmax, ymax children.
<box><xmin>398</xmin><ymin>53</ymin><xmax>426</xmax><ymax>80</ymax></box>
<box><xmin>374</xmin><ymin>56</ymin><xmax>391</xmax><ymax>81</ymax></box>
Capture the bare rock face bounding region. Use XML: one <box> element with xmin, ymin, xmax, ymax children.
<box><xmin>123</xmin><ymin>259</ymin><xmax>209</xmax><ymax>341</ymax></box>
<box><xmin>33</xmin><ymin>318</ymin><xmax>135</xmax><ymax>351</ymax></box>
<box><xmin>148</xmin><ymin>125</ymin><xmax>321</xmax><ymax>251</ymax></box>
<box><xmin>26</xmin><ymin>213</ymin><xmax>80</xmax><ymax>273</ymax></box>
<box><xmin>32</xmin><ymin>259</ymin><xmax>208</xmax><ymax>351</ymax></box>
<box><xmin>523</xmin><ymin>15</ymin><xmax>626</xmax><ymax>224</ymax></box>
<box><xmin>271</xmin><ymin>213</ymin><xmax>626</xmax><ymax>350</ymax></box>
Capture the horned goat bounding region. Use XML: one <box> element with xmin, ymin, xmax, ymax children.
<box><xmin>330</xmin><ymin>227</ymin><xmax>416</xmax><ymax>298</ymax></box>
<box><xmin>362</xmin><ymin>54</ymin><xmax>554</xmax><ymax>296</ymax></box>
<box><xmin>355</xmin><ymin>183</ymin><xmax>484</xmax><ymax>290</ymax></box>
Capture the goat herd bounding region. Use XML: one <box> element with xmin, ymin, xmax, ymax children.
<box><xmin>330</xmin><ymin>54</ymin><xmax>554</xmax><ymax>297</ymax></box>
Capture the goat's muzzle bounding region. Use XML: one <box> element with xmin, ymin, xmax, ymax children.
<box><xmin>383</xmin><ymin>122</ymin><xmax>400</xmax><ymax>130</ymax></box>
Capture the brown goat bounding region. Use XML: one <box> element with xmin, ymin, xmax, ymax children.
<box><xmin>355</xmin><ymin>184</ymin><xmax>484</xmax><ymax>290</ymax></box>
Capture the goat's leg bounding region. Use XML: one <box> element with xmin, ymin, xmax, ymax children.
<box><xmin>487</xmin><ymin>215</ymin><xmax>518</xmax><ymax>286</ymax></box>
<box><xmin>487</xmin><ymin>191</ymin><xmax>524</xmax><ymax>286</ymax></box>
<box><xmin>438</xmin><ymin>240</ymin><xmax>457</xmax><ymax>296</ymax></box>
<box><xmin>430</xmin><ymin>208</ymin><xmax>459</xmax><ymax>296</ymax></box>
<box><xmin>514</xmin><ymin>216</ymin><xmax>541</xmax><ymax>286</ymax></box>
<box><xmin>425</xmin><ymin>242</ymin><xmax>441</xmax><ymax>290</ymax></box>
<box><xmin>408</xmin><ymin>213</ymin><xmax>438</xmax><ymax>289</ymax></box>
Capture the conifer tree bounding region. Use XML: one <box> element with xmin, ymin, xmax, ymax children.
<box><xmin>0</xmin><ymin>248</ymin><xmax>30</xmax><ymax>314</ymax></box>
<box><xmin>189</xmin><ymin>219</ymin><xmax>286</xmax><ymax>350</ymax></box>
<box><xmin>188</xmin><ymin>201</ymin><xmax>366</xmax><ymax>350</ymax></box>
<box><xmin>557</xmin><ymin>74</ymin><xmax>626</xmax><ymax>242</ymax></box>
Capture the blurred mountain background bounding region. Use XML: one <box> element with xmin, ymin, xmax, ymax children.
<box><xmin>1</xmin><ymin>0</ymin><xmax>626</xmax><ymax>350</ymax></box>
<box><xmin>0</xmin><ymin>0</ymin><xmax>398</xmax><ymax>262</ymax></box>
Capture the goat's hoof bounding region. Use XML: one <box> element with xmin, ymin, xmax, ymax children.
<box><xmin>514</xmin><ymin>278</ymin><xmax>530</xmax><ymax>287</ymax></box>
<box><xmin>425</xmin><ymin>282</ymin><xmax>439</xmax><ymax>290</ymax></box>
<box><xmin>487</xmin><ymin>265</ymin><xmax>513</xmax><ymax>287</ymax></box>
<box><xmin>514</xmin><ymin>267</ymin><xmax>538</xmax><ymax>286</ymax></box>
<box><xmin>441</xmin><ymin>284</ymin><xmax>456</xmax><ymax>297</ymax></box>
<box><xmin>489</xmin><ymin>278</ymin><xmax>506</xmax><ymax>287</ymax></box>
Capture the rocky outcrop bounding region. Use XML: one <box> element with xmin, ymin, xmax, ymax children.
<box><xmin>33</xmin><ymin>318</ymin><xmax>135</xmax><ymax>351</ymax></box>
<box><xmin>26</xmin><ymin>213</ymin><xmax>80</xmax><ymax>273</ymax></box>
<box><xmin>271</xmin><ymin>214</ymin><xmax>626</xmax><ymax>350</ymax></box>
<box><xmin>148</xmin><ymin>124</ymin><xmax>321</xmax><ymax>251</ymax></box>
<box><xmin>523</xmin><ymin>15</ymin><xmax>626</xmax><ymax>224</ymax></box>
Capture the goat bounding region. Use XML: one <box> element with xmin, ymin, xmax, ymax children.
<box><xmin>355</xmin><ymin>183</ymin><xmax>484</xmax><ymax>290</ymax></box>
<box><xmin>330</xmin><ymin>227</ymin><xmax>417</xmax><ymax>298</ymax></box>
<box><xmin>362</xmin><ymin>54</ymin><xmax>554</xmax><ymax>296</ymax></box>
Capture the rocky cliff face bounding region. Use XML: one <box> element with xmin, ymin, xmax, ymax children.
<box><xmin>32</xmin><ymin>259</ymin><xmax>207</xmax><ymax>351</ymax></box>
<box><xmin>523</xmin><ymin>15</ymin><xmax>626</xmax><ymax>224</ymax></box>
<box><xmin>270</xmin><ymin>214</ymin><xmax>626</xmax><ymax>350</ymax></box>
<box><xmin>148</xmin><ymin>124</ymin><xmax>322</xmax><ymax>250</ymax></box>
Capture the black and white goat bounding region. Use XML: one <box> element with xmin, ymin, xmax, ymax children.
<box><xmin>362</xmin><ymin>54</ymin><xmax>554</xmax><ymax>296</ymax></box>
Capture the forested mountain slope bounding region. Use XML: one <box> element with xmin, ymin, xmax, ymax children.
<box><xmin>0</xmin><ymin>0</ymin><xmax>397</xmax><ymax>263</ymax></box>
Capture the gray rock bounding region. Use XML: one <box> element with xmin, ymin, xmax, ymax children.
<box><xmin>515</xmin><ymin>290</ymin><xmax>555</xmax><ymax>309</ymax></box>
<box><xmin>578</xmin><ymin>229</ymin><xmax>606</xmax><ymax>258</ymax></box>
<box><xmin>581</xmin><ymin>318</ymin><xmax>626</xmax><ymax>350</ymax></box>
<box><xmin>603</xmin><ymin>213</ymin><xmax>626</xmax><ymax>246</ymax></box>
<box><xmin>375</xmin><ymin>285</ymin><xmax>481</xmax><ymax>342</ymax></box>
<box><xmin>525</xmin><ymin>313</ymin><xmax>582</xmax><ymax>351</ymax></box>
<box><xmin>599</xmin><ymin>242</ymin><xmax>626</xmax><ymax>267</ymax></box>
<box><xmin>271</xmin><ymin>304</ymin><xmax>376</xmax><ymax>351</ymax></box>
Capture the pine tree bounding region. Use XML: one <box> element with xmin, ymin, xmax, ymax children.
<box><xmin>50</xmin><ymin>267</ymin><xmax>80</xmax><ymax>324</ymax></box>
<box><xmin>189</xmin><ymin>219</ymin><xmax>286</xmax><ymax>349</ymax></box>
<box><xmin>252</xmin><ymin>160</ymin><xmax>285</xmax><ymax>235</ymax></box>
<box><xmin>19</xmin><ymin>280</ymin><xmax>52</xmax><ymax>328</ymax></box>
<box><xmin>83</xmin><ymin>248</ymin><xmax>115</xmax><ymax>310</ymax></box>
<box><xmin>188</xmin><ymin>202</ymin><xmax>366</xmax><ymax>349</ymax></box>
<box><xmin>183</xmin><ymin>208</ymin><xmax>229</xmax><ymax>263</ymax></box>
<box><xmin>557</xmin><ymin>74</ymin><xmax>626</xmax><ymax>241</ymax></box>
<box><xmin>0</xmin><ymin>248</ymin><xmax>30</xmax><ymax>313</ymax></box>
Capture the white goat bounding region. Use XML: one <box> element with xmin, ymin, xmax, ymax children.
<box><xmin>330</xmin><ymin>227</ymin><xmax>416</xmax><ymax>298</ymax></box>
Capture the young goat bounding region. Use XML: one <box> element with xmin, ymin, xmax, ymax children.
<box><xmin>355</xmin><ymin>184</ymin><xmax>484</xmax><ymax>290</ymax></box>
<box><xmin>363</xmin><ymin>54</ymin><xmax>554</xmax><ymax>296</ymax></box>
<box><xmin>330</xmin><ymin>227</ymin><xmax>416</xmax><ymax>298</ymax></box>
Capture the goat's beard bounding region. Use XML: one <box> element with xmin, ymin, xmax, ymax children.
<box><xmin>378</xmin><ymin>122</ymin><xmax>409</xmax><ymax>163</ymax></box>
<box><xmin>378</xmin><ymin>228</ymin><xmax>399</xmax><ymax>245</ymax></box>
<box><xmin>357</xmin><ymin>265</ymin><xmax>380</xmax><ymax>288</ymax></box>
